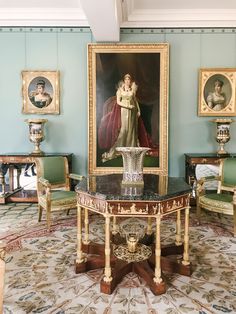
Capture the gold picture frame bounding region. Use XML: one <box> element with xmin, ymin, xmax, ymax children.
<box><xmin>22</xmin><ymin>70</ymin><xmax>60</xmax><ymax>114</ymax></box>
<box><xmin>88</xmin><ymin>43</ymin><xmax>169</xmax><ymax>175</ymax></box>
<box><xmin>198</xmin><ymin>68</ymin><xmax>236</xmax><ymax>116</ymax></box>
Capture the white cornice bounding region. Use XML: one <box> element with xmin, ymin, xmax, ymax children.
<box><xmin>80</xmin><ymin>0</ymin><xmax>120</xmax><ymax>41</ymax></box>
<box><xmin>0</xmin><ymin>8</ymin><xmax>89</xmax><ymax>26</ymax></box>
<box><xmin>121</xmin><ymin>9</ymin><xmax>236</xmax><ymax>28</ymax></box>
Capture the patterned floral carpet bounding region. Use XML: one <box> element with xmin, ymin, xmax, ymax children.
<box><xmin>0</xmin><ymin>203</ymin><xmax>236</xmax><ymax>314</ymax></box>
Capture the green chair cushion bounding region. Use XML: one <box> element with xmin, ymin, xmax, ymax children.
<box><xmin>199</xmin><ymin>193</ymin><xmax>233</xmax><ymax>215</ymax></box>
<box><xmin>204</xmin><ymin>193</ymin><xmax>232</xmax><ymax>202</ymax></box>
<box><xmin>39</xmin><ymin>191</ymin><xmax>77</xmax><ymax>208</ymax></box>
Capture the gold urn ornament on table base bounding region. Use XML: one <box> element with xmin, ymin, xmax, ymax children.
<box><xmin>211</xmin><ymin>119</ymin><xmax>234</xmax><ymax>155</ymax></box>
<box><xmin>25</xmin><ymin>119</ymin><xmax>48</xmax><ymax>155</ymax></box>
<box><xmin>113</xmin><ymin>220</ymin><xmax>152</xmax><ymax>263</ymax></box>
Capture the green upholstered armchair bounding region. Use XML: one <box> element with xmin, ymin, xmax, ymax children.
<box><xmin>35</xmin><ymin>156</ymin><xmax>83</xmax><ymax>231</ymax></box>
<box><xmin>196</xmin><ymin>158</ymin><xmax>236</xmax><ymax>237</ymax></box>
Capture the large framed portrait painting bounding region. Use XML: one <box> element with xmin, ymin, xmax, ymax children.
<box><xmin>22</xmin><ymin>70</ymin><xmax>60</xmax><ymax>114</ymax></box>
<box><xmin>88</xmin><ymin>43</ymin><xmax>169</xmax><ymax>175</ymax></box>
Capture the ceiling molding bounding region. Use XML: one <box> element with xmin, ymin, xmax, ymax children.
<box><xmin>80</xmin><ymin>0</ymin><xmax>120</xmax><ymax>41</ymax></box>
<box><xmin>0</xmin><ymin>8</ymin><xmax>89</xmax><ymax>26</ymax></box>
<box><xmin>121</xmin><ymin>9</ymin><xmax>236</xmax><ymax>27</ymax></box>
<box><xmin>1</xmin><ymin>1</ymin><xmax>236</xmax><ymax>39</ymax></box>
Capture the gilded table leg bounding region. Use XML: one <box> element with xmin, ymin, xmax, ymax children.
<box><xmin>153</xmin><ymin>212</ymin><xmax>163</xmax><ymax>284</ymax></box>
<box><xmin>182</xmin><ymin>206</ymin><xmax>190</xmax><ymax>266</ymax></box>
<box><xmin>147</xmin><ymin>217</ymin><xmax>152</xmax><ymax>235</ymax></box>
<box><xmin>112</xmin><ymin>216</ymin><xmax>119</xmax><ymax>235</ymax></box>
<box><xmin>83</xmin><ymin>208</ymin><xmax>90</xmax><ymax>245</ymax></box>
<box><xmin>76</xmin><ymin>204</ymin><xmax>86</xmax><ymax>263</ymax></box>
<box><xmin>175</xmin><ymin>210</ymin><xmax>182</xmax><ymax>246</ymax></box>
<box><xmin>103</xmin><ymin>214</ymin><xmax>112</xmax><ymax>283</ymax></box>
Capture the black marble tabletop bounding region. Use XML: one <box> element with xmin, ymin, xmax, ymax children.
<box><xmin>185</xmin><ymin>153</ymin><xmax>236</xmax><ymax>157</ymax></box>
<box><xmin>75</xmin><ymin>174</ymin><xmax>191</xmax><ymax>201</ymax></box>
<box><xmin>0</xmin><ymin>153</ymin><xmax>72</xmax><ymax>156</ymax></box>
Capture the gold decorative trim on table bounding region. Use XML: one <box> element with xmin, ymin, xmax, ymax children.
<box><xmin>113</xmin><ymin>244</ymin><xmax>152</xmax><ymax>263</ymax></box>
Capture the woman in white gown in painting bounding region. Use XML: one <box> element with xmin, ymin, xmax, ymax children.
<box><xmin>100</xmin><ymin>73</ymin><xmax>141</xmax><ymax>162</ymax></box>
<box><xmin>207</xmin><ymin>79</ymin><xmax>226</xmax><ymax>111</ymax></box>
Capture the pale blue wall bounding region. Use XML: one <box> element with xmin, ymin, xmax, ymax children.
<box><xmin>1</xmin><ymin>27</ymin><xmax>236</xmax><ymax>177</ymax></box>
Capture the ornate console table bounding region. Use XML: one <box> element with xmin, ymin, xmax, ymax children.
<box><xmin>0</xmin><ymin>153</ymin><xmax>72</xmax><ymax>203</ymax></box>
<box><xmin>75</xmin><ymin>174</ymin><xmax>192</xmax><ymax>295</ymax></box>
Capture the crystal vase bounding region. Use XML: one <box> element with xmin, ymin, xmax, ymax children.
<box><xmin>25</xmin><ymin>119</ymin><xmax>48</xmax><ymax>155</ymax></box>
<box><xmin>116</xmin><ymin>147</ymin><xmax>150</xmax><ymax>185</ymax></box>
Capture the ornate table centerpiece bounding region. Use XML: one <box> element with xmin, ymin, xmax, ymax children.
<box><xmin>115</xmin><ymin>147</ymin><xmax>150</xmax><ymax>186</ymax></box>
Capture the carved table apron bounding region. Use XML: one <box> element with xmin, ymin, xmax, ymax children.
<box><xmin>75</xmin><ymin>174</ymin><xmax>192</xmax><ymax>295</ymax></box>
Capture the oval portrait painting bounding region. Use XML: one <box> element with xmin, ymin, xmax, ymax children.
<box><xmin>28</xmin><ymin>76</ymin><xmax>53</xmax><ymax>109</ymax></box>
<box><xmin>203</xmin><ymin>74</ymin><xmax>232</xmax><ymax>111</ymax></box>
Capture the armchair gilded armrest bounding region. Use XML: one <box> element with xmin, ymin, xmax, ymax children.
<box><xmin>69</xmin><ymin>173</ymin><xmax>85</xmax><ymax>181</ymax></box>
<box><xmin>38</xmin><ymin>177</ymin><xmax>50</xmax><ymax>187</ymax></box>
<box><xmin>37</xmin><ymin>177</ymin><xmax>51</xmax><ymax>199</ymax></box>
<box><xmin>196</xmin><ymin>175</ymin><xmax>221</xmax><ymax>197</ymax></box>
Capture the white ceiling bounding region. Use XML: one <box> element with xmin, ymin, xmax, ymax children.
<box><xmin>1</xmin><ymin>0</ymin><xmax>236</xmax><ymax>41</ymax></box>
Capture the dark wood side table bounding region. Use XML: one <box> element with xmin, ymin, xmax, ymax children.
<box><xmin>184</xmin><ymin>153</ymin><xmax>236</xmax><ymax>204</ymax></box>
<box><xmin>75</xmin><ymin>174</ymin><xmax>192</xmax><ymax>295</ymax></box>
<box><xmin>0</xmin><ymin>153</ymin><xmax>72</xmax><ymax>204</ymax></box>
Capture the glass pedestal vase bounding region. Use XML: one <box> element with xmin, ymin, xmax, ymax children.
<box><xmin>211</xmin><ymin>118</ymin><xmax>234</xmax><ymax>155</ymax></box>
<box><xmin>25</xmin><ymin>119</ymin><xmax>48</xmax><ymax>155</ymax></box>
<box><xmin>115</xmin><ymin>147</ymin><xmax>150</xmax><ymax>186</ymax></box>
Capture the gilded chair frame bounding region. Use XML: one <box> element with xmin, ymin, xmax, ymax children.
<box><xmin>35</xmin><ymin>156</ymin><xmax>83</xmax><ymax>230</ymax></box>
<box><xmin>196</xmin><ymin>158</ymin><xmax>236</xmax><ymax>236</ymax></box>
